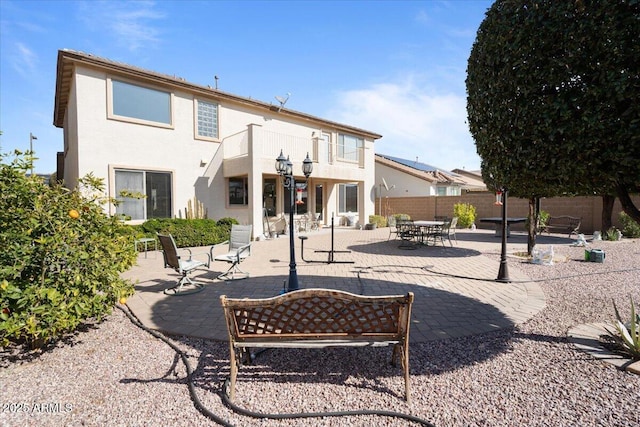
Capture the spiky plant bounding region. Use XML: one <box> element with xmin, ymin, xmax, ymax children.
<box><xmin>606</xmin><ymin>297</ymin><xmax>640</xmax><ymax>360</ymax></box>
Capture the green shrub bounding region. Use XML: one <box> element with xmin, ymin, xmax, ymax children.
<box><xmin>0</xmin><ymin>151</ymin><xmax>137</xmax><ymax>348</ymax></box>
<box><xmin>136</xmin><ymin>217</ymin><xmax>237</xmax><ymax>248</ymax></box>
<box><xmin>525</xmin><ymin>209</ymin><xmax>550</xmax><ymax>232</ymax></box>
<box><xmin>392</xmin><ymin>213</ymin><xmax>411</xmax><ymax>222</ymax></box>
<box><xmin>368</xmin><ymin>215</ymin><xmax>387</xmax><ymax>227</ymax></box>
<box><xmin>453</xmin><ymin>203</ymin><xmax>476</xmax><ymax>228</ymax></box>
<box><xmin>619</xmin><ymin>212</ymin><xmax>640</xmax><ymax>238</ymax></box>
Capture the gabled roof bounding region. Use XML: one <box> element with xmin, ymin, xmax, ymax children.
<box><xmin>375</xmin><ymin>153</ymin><xmax>466</xmax><ymax>185</ymax></box>
<box><xmin>451</xmin><ymin>168</ymin><xmax>487</xmax><ymax>191</ymax></box>
<box><xmin>53</xmin><ymin>49</ymin><xmax>382</xmax><ymax>140</ymax></box>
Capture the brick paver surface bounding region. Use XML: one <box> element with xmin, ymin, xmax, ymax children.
<box><xmin>123</xmin><ymin>227</ymin><xmax>553</xmax><ymax>343</ymax></box>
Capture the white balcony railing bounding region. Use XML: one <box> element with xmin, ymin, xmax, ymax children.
<box><xmin>222</xmin><ymin>130</ymin><xmax>249</xmax><ymax>159</ymax></box>
<box><xmin>256</xmin><ymin>128</ymin><xmax>315</xmax><ymax>163</ymax></box>
<box><xmin>221</xmin><ymin>126</ymin><xmax>364</xmax><ymax>169</ymax></box>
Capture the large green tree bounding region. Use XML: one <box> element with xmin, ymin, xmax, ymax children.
<box><xmin>466</xmin><ymin>0</ymin><xmax>640</xmax><ymax>250</ymax></box>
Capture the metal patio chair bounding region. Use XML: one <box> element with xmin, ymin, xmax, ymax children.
<box><xmin>210</xmin><ymin>224</ymin><xmax>252</xmax><ymax>280</ymax></box>
<box><xmin>157</xmin><ymin>233</ymin><xmax>210</xmax><ymax>295</ymax></box>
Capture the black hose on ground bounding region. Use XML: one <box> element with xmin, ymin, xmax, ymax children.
<box><xmin>116</xmin><ymin>304</ymin><xmax>437</xmax><ymax>427</ymax></box>
<box><xmin>220</xmin><ymin>382</ymin><xmax>435</xmax><ymax>426</ymax></box>
<box><xmin>420</xmin><ymin>265</ymin><xmax>640</xmax><ymax>283</ymax></box>
<box><xmin>116</xmin><ymin>304</ymin><xmax>234</xmax><ymax>427</ymax></box>
<box><xmin>355</xmin><ymin>264</ymin><xmax>640</xmax><ymax>284</ymax></box>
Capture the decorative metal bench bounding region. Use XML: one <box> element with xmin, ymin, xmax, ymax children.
<box><xmin>543</xmin><ymin>215</ymin><xmax>581</xmax><ymax>237</ymax></box>
<box><xmin>220</xmin><ymin>289</ymin><xmax>414</xmax><ymax>403</ymax></box>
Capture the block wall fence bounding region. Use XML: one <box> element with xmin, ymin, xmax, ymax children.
<box><xmin>376</xmin><ymin>193</ymin><xmax>640</xmax><ymax>234</ymax></box>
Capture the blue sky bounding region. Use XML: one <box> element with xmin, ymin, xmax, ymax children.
<box><xmin>0</xmin><ymin>0</ymin><xmax>493</xmax><ymax>174</ymax></box>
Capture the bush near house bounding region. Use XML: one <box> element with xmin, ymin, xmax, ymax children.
<box><xmin>0</xmin><ymin>151</ymin><xmax>137</xmax><ymax>348</ymax></box>
<box><xmin>453</xmin><ymin>203</ymin><xmax>477</xmax><ymax>228</ymax></box>
<box><xmin>619</xmin><ymin>212</ymin><xmax>640</xmax><ymax>238</ymax></box>
<box><xmin>133</xmin><ymin>217</ymin><xmax>238</xmax><ymax>248</ymax></box>
<box><xmin>368</xmin><ymin>215</ymin><xmax>387</xmax><ymax>228</ymax></box>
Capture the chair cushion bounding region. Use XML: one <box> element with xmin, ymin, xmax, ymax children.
<box><xmin>179</xmin><ymin>259</ymin><xmax>206</xmax><ymax>271</ymax></box>
<box><xmin>215</xmin><ymin>251</ymin><xmax>250</xmax><ymax>263</ymax></box>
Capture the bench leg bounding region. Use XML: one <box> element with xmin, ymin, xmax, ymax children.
<box><xmin>228</xmin><ymin>344</ymin><xmax>238</xmax><ymax>401</ymax></box>
<box><xmin>391</xmin><ymin>343</ymin><xmax>411</xmax><ymax>404</ymax></box>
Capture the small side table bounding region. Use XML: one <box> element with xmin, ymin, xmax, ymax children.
<box><xmin>134</xmin><ymin>237</ymin><xmax>157</xmax><ymax>258</ymax></box>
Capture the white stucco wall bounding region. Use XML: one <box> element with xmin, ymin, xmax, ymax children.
<box><xmin>66</xmin><ymin>64</ymin><xmax>377</xmax><ymax>233</ymax></box>
<box><xmin>375</xmin><ymin>163</ymin><xmax>436</xmax><ymax>198</ymax></box>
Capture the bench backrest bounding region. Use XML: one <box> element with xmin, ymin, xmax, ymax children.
<box><xmin>549</xmin><ymin>215</ymin><xmax>581</xmax><ymax>228</ymax></box>
<box><xmin>220</xmin><ymin>289</ymin><xmax>414</xmax><ymax>343</ymax></box>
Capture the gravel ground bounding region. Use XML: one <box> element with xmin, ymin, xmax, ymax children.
<box><xmin>2</xmin><ymin>238</ymin><xmax>639</xmax><ymax>427</ymax></box>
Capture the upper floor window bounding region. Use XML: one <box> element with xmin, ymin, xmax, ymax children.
<box><xmin>337</xmin><ymin>134</ymin><xmax>363</xmax><ymax>163</ymax></box>
<box><xmin>109</xmin><ymin>79</ymin><xmax>172</xmax><ymax>126</ymax></box>
<box><xmin>195</xmin><ymin>99</ymin><xmax>219</xmax><ymax>140</ymax></box>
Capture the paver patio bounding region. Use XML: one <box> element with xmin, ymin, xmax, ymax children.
<box><xmin>122</xmin><ymin>227</ymin><xmax>554</xmax><ymax>343</ymax></box>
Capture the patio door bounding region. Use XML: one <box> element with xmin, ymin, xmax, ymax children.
<box><xmin>263</xmin><ymin>178</ymin><xmax>276</xmax><ymax>216</ymax></box>
<box><xmin>315</xmin><ymin>183</ymin><xmax>324</xmax><ymax>222</ymax></box>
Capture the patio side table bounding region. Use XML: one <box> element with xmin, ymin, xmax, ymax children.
<box><xmin>134</xmin><ymin>237</ymin><xmax>157</xmax><ymax>258</ymax></box>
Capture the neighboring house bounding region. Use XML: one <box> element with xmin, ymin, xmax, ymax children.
<box><xmin>53</xmin><ymin>49</ymin><xmax>381</xmax><ymax>238</ymax></box>
<box><xmin>375</xmin><ymin>154</ymin><xmax>467</xmax><ymax>199</ymax></box>
<box><xmin>450</xmin><ymin>168</ymin><xmax>487</xmax><ymax>192</ymax></box>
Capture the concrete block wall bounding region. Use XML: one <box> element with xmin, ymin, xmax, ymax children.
<box><xmin>377</xmin><ymin>193</ymin><xmax>640</xmax><ymax>234</ymax></box>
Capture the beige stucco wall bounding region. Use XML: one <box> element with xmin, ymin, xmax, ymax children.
<box><xmin>65</xmin><ymin>65</ymin><xmax>377</xmax><ymax>235</ymax></box>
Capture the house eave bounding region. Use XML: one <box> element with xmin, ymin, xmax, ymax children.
<box><xmin>52</xmin><ymin>49</ymin><xmax>382</xmax><ymax>141</ymax></box>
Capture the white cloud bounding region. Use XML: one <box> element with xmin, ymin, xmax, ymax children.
<box><xmin>11</xmin><ymin>42</ymin><xmax>38</xmax><ymax>76</ymax></box>
<box><xmin>327</xmin><ymin>77</ymin><xmax>481</xmax><ymax>171</ymax></box>
<box><xmin>78</xmin><ymin>1</ymin><xmax>164</xmax><ymax>52</ymax></box>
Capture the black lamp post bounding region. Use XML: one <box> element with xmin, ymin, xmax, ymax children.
<box><xmin>276</xmin><ymin>149</ymin><xmax>313</xmax><ymax>292</ymax></box>
<box><xmin>496</xmin><ymin>187</ymin><xmax>511</xmax><ymax>283</ymax></box>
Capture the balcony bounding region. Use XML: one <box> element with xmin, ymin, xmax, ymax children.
<box><xmin>222</xmin><ymin>126</ymin><xmax>364</xmax><ymax>178</ymax></box>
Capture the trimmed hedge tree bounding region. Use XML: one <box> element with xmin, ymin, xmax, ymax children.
<box><xmin>467</xmin><ymin>0</ymin><xmax>640</xmax><ymax>251</ymax></box>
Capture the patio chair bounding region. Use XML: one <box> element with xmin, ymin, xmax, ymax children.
<box><xmin>397</xmin><ymin>220</ymin><xmax>419</xmax><ymax>249</ymax></box>
<box><xmin>434</xmin><ymin>217</ymin><xmax>458</xmax><ymax>247</ymax></box>
<box><xmin>157</xmin><ymin>233</ymin><xmax>211</xmax><ymax>295</ymax></box>
<box><xmin>387</xmin><ymin>215</ymin><xmax>398</xmax><ymax>240</ymax></box>
<box><xmin>210</xmin><ymin>224</ymin><xmax>252</xmax><ymax>280</ymax></box>
<box><xmin>308</xmin><ymin>212</ymin><xmax>322</xmax><ymax>231</ymax></box>
<box><xmin>388</xmin><ymin>215</ymin><xmax>411</xmax><ymax>240</ymax></box>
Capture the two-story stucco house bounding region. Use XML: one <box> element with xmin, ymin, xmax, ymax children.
<box><xmin>53</xmin><ymin>49</ymin><xmax>381</xmax><ymax>238</ymax></box>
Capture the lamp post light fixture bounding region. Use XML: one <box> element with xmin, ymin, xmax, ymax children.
<box><xmin>29</xmin><ymin>132</ymin><xmax>38</xmax><ymax>175</ymax></box>
<box><xmin>275</xmin><ymin>149</ymin><xmax>313</xmax><ymax>292</ymax></box>
<box><xmin>496</xmin><ymin>187</ymin><xmax>511</xmax><ymax>283</ymax></box>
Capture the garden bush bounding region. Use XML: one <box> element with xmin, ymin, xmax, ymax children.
<box><xmin>0</xmin><ymin>151</ymin><xmax>138</xmax><ymax>348</ymax></box>
<box><xmin>134</xmin><ymin>217</ymin><xmax>238</xmax><ymax>248</ymax></box>
<box><xmin>453</xmin><ymin>203</ymin><xmax>477</xmax><ymax>228</ymax></box>
<box><xmin>525</xmin><ymin>209</ymin><xmax>550</xmax><ymax>233</ymax></box>
<box><xmin>368</xmin><ymin>215</ymin><xmax>387</xmax><ymax>227</ymax></box>
<box><xmin>392</xmin><ymin>213</ymin><xmax>411</xmax><ymax>222</ymax></box>
<box><xmin>619</xmin><ymin>212</ymin><xmax>640</xmax><ymax>238</ymax></box>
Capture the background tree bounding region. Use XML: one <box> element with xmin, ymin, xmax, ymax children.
<box><xmin>466</xmin><ymin>0</ymin><xmax>640</xmax><ymax>251</ymax></box>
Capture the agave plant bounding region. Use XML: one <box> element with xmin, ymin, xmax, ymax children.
<box><xmin>607</xmin><ymin>297</ymin><xmax>640</xmax><ymax>360</ymax></box>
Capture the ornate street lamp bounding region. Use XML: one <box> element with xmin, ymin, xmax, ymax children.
<box><xmin>276</xmin><ymin>150</ymin><xmax>313</xmax><ymax>292</ymax></box>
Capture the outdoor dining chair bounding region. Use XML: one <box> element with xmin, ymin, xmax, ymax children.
<box><xmin>434</xmin><ymin>217</ymin><xmax>458</xmax><ymax>247</ymax></box>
